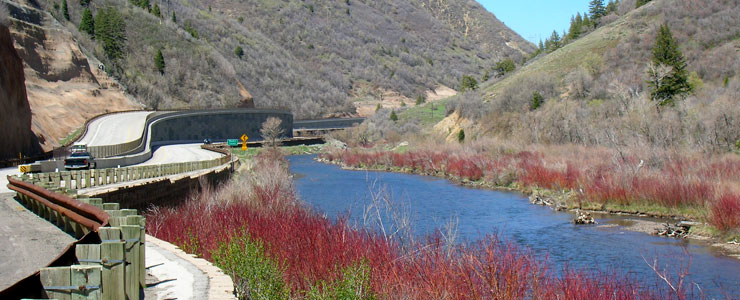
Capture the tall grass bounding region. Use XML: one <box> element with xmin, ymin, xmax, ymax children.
<box><xmin>320</xmin><ymin>144</ymin><xmax>740</xmax><ymax>232</ymax></box>
<box><xmin>147</xmin><ymin>150</ymin><xmax>689</xmax><ymax>299</ymax></box>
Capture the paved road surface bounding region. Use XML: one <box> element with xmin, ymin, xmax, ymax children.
<box><xmin>0</xmin><ymin>193</ymin><xmax>75</xmax><ymax>290</ymax></box>
<box><xmin>135</xmin><ymin>144</ymin><xmax>224</xmax><ymax>166</ymax></box>
<box><xmin>0</xmin><ymin>167</ymin><xmax>20</xmax><ymax>194</ymax></box>
<box><xmin>78</xmin><ymin>111</ymin><xmax>152</xmax><ymax>146</ymax></box>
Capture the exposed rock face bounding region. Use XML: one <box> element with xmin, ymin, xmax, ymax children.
<box><xmin>5</xmin><ymin>1</ymin><xmax>141</xmax><ymax>151</ymax></box>
<box><xmin>0</xmin><ymin>23</ymin><xmax>40</xmax><ymax>160</ymax></box>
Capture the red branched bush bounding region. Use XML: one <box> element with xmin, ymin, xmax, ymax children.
<box><xmin>322</xmin><ymin>147</ymin><xmax>740</xmax><ymax>232</ymax></box>
<box><xmin>146</xmin><ymin>153</ymin><xmax>684</xmax><ymax>299</ymax></box>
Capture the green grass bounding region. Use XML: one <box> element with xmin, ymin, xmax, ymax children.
<box><xmin>230</xmin><ymin>144</ymin><xmax>325</xmax><ymax>161</ymax></box>
<box><xmin>58</xmin><ymin>126</ymin><xmax>83</xmax><ymax>146</ymax></box>
<box><xmin>398</xmin><ymin>99</ymin><xmax>449</xmax><ymax>126</ymax></box>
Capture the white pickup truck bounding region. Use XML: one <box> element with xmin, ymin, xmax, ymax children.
<box><xmin>64</xmin><ymin>143</ymin><xmax>96</xmax><ymax>170</ymax></box>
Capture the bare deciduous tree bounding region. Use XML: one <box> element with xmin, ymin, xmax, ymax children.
<box><xmin>260</xmin><ymin>117</ymin><xmax>284</xmax><ymax>148</ymax></box>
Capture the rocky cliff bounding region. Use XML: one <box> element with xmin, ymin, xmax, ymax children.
<box><xmin>0</xmin><ymin>21</ymin><xmax>40</xmax><ymax>160</ymax></box>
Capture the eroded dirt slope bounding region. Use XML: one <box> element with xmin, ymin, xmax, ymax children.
<box><xmin>5</xmin><ymin>1</ymin><xmax>141</xmax><ymax>151</ymax></box>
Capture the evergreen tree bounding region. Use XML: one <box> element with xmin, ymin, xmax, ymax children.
<box><xmin>95</xmin><ymin>7</ymin><xmax>127</xmax><ymax>60</ymax></box>
<box><xmin>583</xmin><ymin>13</ymin><xmax>592</xmax><ymax>28</ymax></box>
<box><xmin>79</xmin><ymin>8</ymin><xmax>95</xmax><ymax>36</ymax></box>
<box><xmin>457</xmin><ymin>129</ymin><xmax>465</xmax><ymax>143</ymax></box>
<box><xmin>530</xmin><ymin>91</ymin><xmax>544</xmax><ymax>110</ymax></box>
<box><xmin>636</xmin><ymin>0</ymin><xmax>652</xmax><ymax>8</ymax></box>
<box><xmin>234</xmin><ymin>46</ymin><xmax>244</xmax><ymax>58</ymax></box>
<box><xmin>546</xmin><ymin>30</ymin><xmax>561</xmax><ymax>52</ymax></box>
<box><xmin>568</xmin><ymin>13</ymin><xmax>583</xmax><ymax>40</ymax></box>
<box><xmin>154</xmin><ymin>48</ymin><xmax>165</xmax><ymax>74</ymax></box>
<box><xmin>648</xmin><ymin>24</ymin><xmax>691</xmax><ymax>106</ymax></box>
<box><xmin>152</xmin><ymin>3</ymin><xmax>161</xmax><ymax>18</ymax></box>
<box><xmin>62</xmin><ymin>0</ymin><xmax>70</xmax><ymax>20</ymax></box>
<box><xmin>389</xmin><ymin>110</ymin><xmax>398</xmax><ymax>122</ymax></box>
<box><xmin>538</xmin><ymin>39</ymin><xmax>544</xmax><ymax>51</ymax></box>
<box><xmin>171</xmin><ymin>11</ymin><xmax>176</xmax><ymax>23</ymax></box>
<box><xmin>495</xmin><ymin>59</ymin><xmax>516</xmax><ymax>77</ymax></box>
<box><xmin>459</xmin><ymin>75</ymin><xmax>478</xmax><ymax>92</ymax></box>
<box><xmin>589</xmin><ymin>0</ymin><xmax>606</xmax><ymax>21</ymax></box>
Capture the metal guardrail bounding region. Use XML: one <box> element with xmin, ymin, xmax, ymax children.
<box><xmin>1</xmin><ymin>146</ymin><xmax>235</xmax><ymax>299</ymax></box>
<box><xmin>22</xmin><ymin>146</ymin><xmax>233</xmax><ymax>191</ymax></box>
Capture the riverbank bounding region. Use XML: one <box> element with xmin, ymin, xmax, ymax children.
<box><xmin>146</xmin><ymin>151</ymin><xmax>694</xmax><ymax>299</ymax></box>
<box><xmin>316</xmin><ymin>147</ymin><xmax>740</xmax><ymax>259</ymax></box>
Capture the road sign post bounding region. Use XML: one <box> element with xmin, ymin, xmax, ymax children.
<box><xmin>241</xmin><ymin>134</ymin><xmax>248</xmax><ymax>151</ymax></box>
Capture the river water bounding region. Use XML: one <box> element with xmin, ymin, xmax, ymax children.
<box><xmin>288</xmin><ymin>155</ymin><xmax>740</xmax><ymax>298</ymax></box>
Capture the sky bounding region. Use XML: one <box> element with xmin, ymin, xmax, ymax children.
<box><xmin>478</xmin><ymin>1</ymin><xmax>591</xmax><ymax>45</ymax></box>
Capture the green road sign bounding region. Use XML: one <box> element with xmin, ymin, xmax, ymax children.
<box><xmin>227</xmin><ymin>139</ymin><xmax>239</xmax><ymax>147</ymax></box>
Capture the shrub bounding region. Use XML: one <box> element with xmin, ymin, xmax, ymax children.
<box><xmin>212</xmin><ymin>231</ymin><xmax>291</xmax><ymax>300</ymax></box>
<box><xmin>459</xmin><ymin>75</ymin><xmax>478</xmax><ymax>92</ymax></box>
<box><xmin>711</xmin><ymin>194</ymin><xmax>740</xmax><ymax>231</ymax></box>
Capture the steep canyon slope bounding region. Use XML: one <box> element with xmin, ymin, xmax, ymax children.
<box><xmin>4</xmin><ymin>0</ymin><xmax>141</xmax><ymax>151</ymax></box>
<box><xmin>32</xmin><ymin>0</ymin><xmax>534</xmax><ymax>118</ymax></box>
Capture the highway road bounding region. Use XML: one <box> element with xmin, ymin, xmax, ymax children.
<box><xmin>134</xmin><ymin>144</ymin><xmax>224</xmax><ymax>166</ymax></box>
<box><xmin>78</xmin><ymin>111</ymin><xmax>152</xmax><ymax>146</ymax></box>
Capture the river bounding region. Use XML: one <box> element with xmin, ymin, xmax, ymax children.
<box><xmin>288</xmin><ymin>155</ymin><xmax>740</xmax><ymax>298</ymax></box>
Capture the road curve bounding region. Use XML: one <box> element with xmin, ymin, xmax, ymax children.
<box><xmin>78</xmin><ymin>111</ymin><xmax>152</xmax><ymax>146</ymax></box>
<box><xmin>134</xmin><ymin>144</ymin><xmax>224</xmax><ymax>166</ymax></box>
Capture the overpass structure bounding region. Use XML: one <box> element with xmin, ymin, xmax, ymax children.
<box><xmin>1</xmin><ymin>108</ymin><xmax>356</xmax><ymax>299</ymax></box>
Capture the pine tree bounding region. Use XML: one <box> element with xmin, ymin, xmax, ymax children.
<box><xmin>234</xmin><ymin>46</ymin><xmax>244</xmax><ymax>58</ymax></box>
<box><xmin>589</xmin><ymin>0</ymin><xmax>606</xmax><ymax>21</ymax></box>
<box><xmin>648</xmin><ymin>24</ymin><xmax>691</xmax><ymax>106</ymax></box>
<box><xmin>171</xmin><ymin>11</ymin><xmax>177</xmax><ymax>23</ymax></box>
<box><xmin>79</xmin><ymin>8</ymin><xmax>95</xmax><ymax>36</ymax></box>
<box><xmin>530</xmin><ymin>91</ymin><xmax>544</xmax><ymax>110</ymax></box>
<box><xmin>457</xmin><ymin>129</ymin><xmax>465</xmax><ymax>143</ymax></box>
<box><xmin>154</xmin><ymin>48</ymin><xmax>165</xmax><ymax>74</ymax></box>
<box><xmin>389</xmin><ymin>110</ymin><xmax>398</xmax><ymax>122</ymax></box>
<box><xmin>538</xmin><ymin>39</ymin><xmax>545</xmax><ymax>51</ymax></box>
<box><xmin>152</xmin><ymin>3</ymin><xmax>161</xmax><ymax>18</ymax></box>
<box><xmin>568</xmin><ymin>13</ymin><xmax>583</xmax><ymax>40</ymax></box>
<box><xmin>546</xmin><ymin>30</ymin><xmax>561</xmax><ymax>52</ymax></box>
<box><xmin>636</xmin><ymin>0</ymin><xmax>652</xmax><ymax>8</ymax></box>
<box><xmin>62</xmin><ymin>0</ymin><xmax>70</xmax><ymax>20</ymax></box>
<box><xmin>95</xmin><ymin>7</ymin><xmax>127</xmax><ymax>60</ymax></box>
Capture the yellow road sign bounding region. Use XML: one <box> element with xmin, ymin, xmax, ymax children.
<box><xmin>19</xmin><ymin>165</ymin><xmax>29</xmax><ymax>173</ymax></box>
<box><xmin>241</xmin><ymin>134</ymin><xmax>249</xmax><ymax>142</ymax></box>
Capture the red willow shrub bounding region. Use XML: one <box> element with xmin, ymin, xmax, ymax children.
<box><xmin>321</xmin><ymin>148</ymin><xmax>740</xmax><ymax>232</ymax></box>
<box><xmin>147</xmin><ymin>153</ymin><xmax>682</xmax><ymax>299</ymax></box>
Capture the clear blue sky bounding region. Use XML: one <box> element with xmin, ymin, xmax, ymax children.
<box><xmin>478</xmin><ymin>1</ymin><xmax>590</xmax><ymax>44</ymax></box>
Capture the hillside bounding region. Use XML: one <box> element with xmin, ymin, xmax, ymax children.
<box><xmin>438</xmin><ymin>0</ymin><xmax>740</xmax><ymax>153</ymax></box>
<box><xmin>29</xmin><ymin>0</ymin><xmax>533</xmax><ymax>119</ymax></box>
<box><xmin>3</xmin><ymin>0</ymin><xmax>142</xmax><ymax>151</ymax></box>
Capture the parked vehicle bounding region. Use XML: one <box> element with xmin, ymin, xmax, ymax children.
<box><xmin>70</xmin><ymin>142</ymin><xmax>88</xmax><ymax>154</ymax></box>
<box><xmin>64</xmin><ymin>151</ymin><xmax>96</xmax><ymax>170</ymax></box>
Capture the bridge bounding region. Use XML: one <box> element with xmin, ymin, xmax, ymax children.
<box><xmin>0</xmin><ymin>109</ymin><xmax>360</xmax><ymax>299</ymax></box>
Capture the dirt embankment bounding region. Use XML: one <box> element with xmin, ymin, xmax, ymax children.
<box><xmin>6</xmin><ymin>2</ymin><xmax>141</xmax><ymax>151</ymax></box>
<box><xmin>0</xmin><ymin>20</ymin><xmax>41</xmax><ymax>160</ymax></box>
<box><xmin>354</xmin><ymin>85</ymin><xmax>456</xmax><ymax>117</ymax></box>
